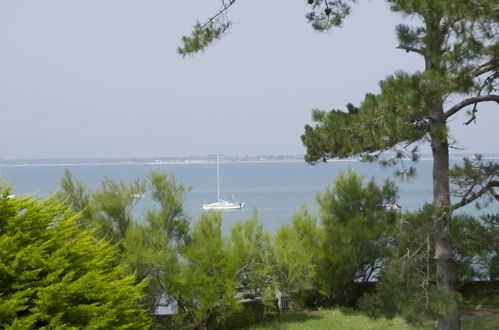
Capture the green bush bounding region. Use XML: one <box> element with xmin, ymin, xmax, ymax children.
<box><xmin>0</xmin><ymin>186</ymin><xmax>150</xmax><ymax>329</ymax></box>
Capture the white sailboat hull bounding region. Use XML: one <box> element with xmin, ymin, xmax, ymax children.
<box><xmin>202</xmin><ymin>153</ymin><xmax>244</xmax><ymax>211</ymax></box>
<box><xmin>202</xmin><ymin>200</ymin><xmax>244</xmax><ymax>210</ymax></box>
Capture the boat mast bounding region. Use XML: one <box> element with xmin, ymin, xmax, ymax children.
<box><xmin>217</xmin><ymin>153</ymin><xmax>220</xmax><ymax>202</ymax></box>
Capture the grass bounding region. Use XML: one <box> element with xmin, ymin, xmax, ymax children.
<box><xmin>248</xmin><ymin>309</ymin><xmax>426</xmax><ymax>330</ymax></box>
<box><xmin>461</xmin><ymin>314</ymin><xmax>499</xmax><ymax>330</ymax></box>
<box><xmin>247</xmin><ymin>308</ymin><xmax>499</xmax><ymax>330</ymax></box>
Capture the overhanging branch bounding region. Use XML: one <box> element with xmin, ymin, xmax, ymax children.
<box><xmin>451</xmin><ymin>180</ymin><xmax>499</xmax><ymax>210</ymax></box>
<box><xmin>472</xmin><ymin>60</ymin><xmax>498</xmax><ymax>78</ymax></box>
<box><xmin>201</xmin><ymin>0</ymin><xmax>236</xmax><ymax>29</ymax></box>
<box><xmin>177</xmin><ymin>0</ymin><xmax>236</xmax><ymax>56</ymax></box>
<box><xmin>444</xmin><ymin>95</ymin><xmax>499</xmax><ymax>120</ymax></box>
<box><xmin>396</xmin><ymin>45</ymin><xmax>424</xmax><ymax>55</ymax></box>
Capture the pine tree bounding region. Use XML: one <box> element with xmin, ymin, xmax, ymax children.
<box><xmin>183</xmin><ymin>1</ymin><xmax>498</xmax><ymax>329</ymax></box>
<box><xmin>300</xmin><ymin>2</ymin><xmax>498</xmax><ymax>329</ymax></box>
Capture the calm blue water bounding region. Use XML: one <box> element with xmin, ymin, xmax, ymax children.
<box><xmin>1</xmin><ymin>160</ymin><xmax>496</xmax><ymax>233</ymax></box>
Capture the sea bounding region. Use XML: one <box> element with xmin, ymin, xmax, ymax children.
<box><xmin>1</xmin><ymin>158</ymin><xmax>497</xmax><ymax>233</ymax></box>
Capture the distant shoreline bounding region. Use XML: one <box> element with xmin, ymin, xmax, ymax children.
<box><xmin>2</xmin><ymin>159</ymin><xmax>307</xmax><ymax>167</ymax></box>
<box><xmin>1</xmin><ymin>154</ymin><xmax>498</xmax><ymax>167</ymax></box>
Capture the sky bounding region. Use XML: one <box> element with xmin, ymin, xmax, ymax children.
<box><xmin>0</xmin><ymin>0</ymin><xmax>497</xmax><ymax>159</ymax></box>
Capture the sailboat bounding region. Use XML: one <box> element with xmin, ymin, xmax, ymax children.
<box><xmin>202</xmin><ymin>154</ymin><xmax>244</xmax><ymax>210</ymax></box>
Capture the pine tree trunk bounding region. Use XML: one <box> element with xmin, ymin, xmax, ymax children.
<box><xmin>430</xmin><ymin>113</ymin><xmax>460</xmax><ymax>330</ymax></box>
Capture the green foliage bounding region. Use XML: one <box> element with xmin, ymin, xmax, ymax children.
<box><xmin>298</xmin><ymin>3</ymin><xmax>498</xmax><ymax>327</ymax></box>
<box><xmin>273</xmin><ymin>207</ymin><xmax>323</xmax><ymax>309</ymax></box>
<box><xmin>230</xmin><ymin>215</ymin><xmax>274</xmax><ymax>307</ymax></box>
<box><xmin>305</xmin><ymin>1</ymin><xmax>354</xmax><ymax>31</ymax></box>
<box><xmin>55</xmin><ymin>167</ymin><xmax>498</xmax><ymax>327</ymax></box>
<box><xmin>448</xmin><ymin>155</ymin><xmax>499</xmax><ymax>210</ymax></box>
<box><xmin>359</xmin><ymin>206</ymin><xmax>439</xmax><ymax>322</ymax></box>
<box><xmin>302</xmin><ymin>0</ymin><xmax>498</xmax><ymax>166</ymax></box>
<box><xmin>122</xmin><ymin>173</ymin><xmax>191</xmax><ymax>314</ymax></box>
<box><xmin>249</xmin><ymin>308</ymin><xmax>425</xmax><ymax>330</ymax></box>
<box><xmin>58</xmin><ymin>169</ymin><xmax>99</xmax><ymax>231</ymax></box>
<box><xmin>60</xmin><ymin>171</ymin><xmax>273</xmax><ymax>326</ymax></box>
<box><xmin>155</xmin><ymin>213</ymin><xmax>278</xmax><ymax>328</ymax></box>
<box><xmin>91</xmin><ymin>177</ymin><xmax>146</xmax><ymax>243</ymax></box>
<box><xmin>452</xmin><ymin>214</ymin><xmax>495</xmax><ymax>281</ymax></box>
<box><xmin>172</xmin><ymin>212</ymin><xmax>241</xmax><ymax>328</ymax></box>
<box><xmin>317</xmin><ymin>170</ymin><xmax>399</xmax><ymax>303</ymax></box>
<box><xmin>146</xmin><ymin>171</ymin><xmax>190</xmax><ymax>246</ymax></box>
<box><xmin>59</xmin><ymin>170</ymin><xmax>190</xmax><ymax>244</ymax></box>
<box><xmin>59</xmin><ymin>169</ymin><xmax>147</xmax><ymax>242</ymax></box>
<box><xmin>272</xmin><ymin>170</ymin><xmax>399</xmax><ymax>309</ymax></box>
<box><xmin>58</xmin><ymin>170</ymin><xmax>191</xmax><ymax>315</ymax></box>
<box><xmin>249</xmin><ymin>306</ymin><xmax>499</xmax><ymax>329</ymax></box>
<box><xmin>58</xmin><ymin>169</ymin><xmax>89</xmax><ymax>214</ymax></box>
<box><xmin>122</xmin><ymin>222</ymin><xmax>180</xmax><ymax>315</ymax></box>
<box><xmin>482</xmin><ymin>213</ymin><xmax>499</xmax><ymax>281</ymax></box>
<box><xmin>178</xmin><ymin>21</ymin><xmax>231</xmax><ymax>56</ymax></box>
<box><xmin>302</xmin><ymin>70</ymin><xmax>451</xmax><ymax>164</ymax></box>
<box><xmin>0</xmin><ymin>186</ymin><xmax>150</xmax><ymax>329</ymax></box>
<box><xmin>359</xmin><ymin>207</ymin><xmax>496</xmax><ymax>323</ymax></box>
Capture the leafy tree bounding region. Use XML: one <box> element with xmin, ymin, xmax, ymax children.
<box><xmin>360</xmin><ymin>207</ymin><xmax>497</xmax><ymax>324</ymax></box>
<box><xmin>58</xmin><ymin>169</ymin><xmax>98</xmax><ymax>231</ymax></box>
<box><xmin>59</xmin><ymin>170</ymin><xmax>190</xmax><ymax>245</ymax></box>
<box><xmin>302</xmin><ymin>5</ymin><xmax>498</xmax><ymax>328</ymax></box>
<box><xmin>273</xmin><ymin>171</ymin><xmax>398</xmax><ymax>310</ymax></box>
<box><xmin>183</xmin><ymin>2</ymin><xmax>498</xmax><ymax>328</ymax></box>
<box><xmin>146</xmin><ymin>171</ymin><xmax>190</xmax><ymax>246</ymax></box>
<box><xmin>172</xmin><ymin>212</ymin><xmax>241</xmax><ymax>328</ymax></box>
<box><xmin>273</xmin><ymin>207</ymin><xmax>323</xmax><ymax>310</ymax></box>
<box><xmin>316</xmin><ymin>170</ymin><xmax>399</xmax><ymax>305</ymax></box>
<box><xmin>481</xmin><ymin>213</ymin><xmax>499</xmax><ymax>281</ymax></box>
<box><xmin>359</xmin><ymin>206</ymin><xmax>438</xmax><ymax>324</ymax></box>
<box><xmin>122</xmin><ymin>223</ymin><xmax>179</xmax><ymax>315</ymax></box>
<box><xmin>452</xmin><ymin>214</ymin><xmax>495</xmax><ymax>282</ymax></box>
<box><xmin>58</xmin><ymin>169</ymin><xmax>89</xmax><ymax>216</ymax></box>
<box><xmin>122</xmin><ymin>172</ymin><xmax>191</xmax><ymax>314</ymax></box>
<box><xmin>0</xmin><ymin>186</ymin><xmax>150</xmax><ymax>329</ymax></box>
<box><xmin>229</xmin><ymin>215</ymin><xmax>275</xmax><ymax>311</ymax></box>
<box><xmin>58</xmin><ymin>170</ymin><xmax>191</xmax><ymax>315</ymax></box>
<box><xmin>91</xmin><ymin>177</ymin><xmax>146</xmax><ymax>243</ymax></box>
<box><xmin>58</xmin><ymin>169</ymin><xmax>146</xmax><ymax>242</ymax></box>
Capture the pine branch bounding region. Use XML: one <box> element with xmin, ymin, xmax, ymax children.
<box><xmin>444</xmin><ymin>95</ymin><xmax>499</xmax><ymax>120</ymax></box>
<box><xmin>460</xmin><ymin>71</ymin><xmax>499</xmax><ymax>125</ymax></box>
<box><xmin>472</xmin><ymin>60</ymin><xmax>498</xmax><ymax>78</ymax></box>
<box><xmin>451</xmin><ymin>180</ymin><xmax>499</xmax><ymax>210</ymax></box>
<box><xmin>178</xmin><ymin>0</ymin><xmax>236</xmax><ymax>56</ymax></box>
<box><xmin>396</xmin><ymin>45</ymin><xmax>424</xmax><ymax>55</ymax></box>
<box><xmin>201</xmin><ymin>0</ymin><xmax>236</xmax><ymax>29</ymax></box>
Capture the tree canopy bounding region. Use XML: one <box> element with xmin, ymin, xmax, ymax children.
<box><xmin>297</xmin><ymin>8</ymin><xmax>498</xmax><ymax>329</ymax></box>
<box><xmin>181</xmin><ymin>1</ymin><xmax>498</xmax><ymax>329</ymax></box>
<box><xmin>58</xmin><ymin>170</ymin><xmax>191</xmax><ymax>315</ymax></box>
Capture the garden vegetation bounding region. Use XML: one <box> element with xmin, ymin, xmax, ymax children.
<box><xmin>2</xmin><ymin>167</ymin><xmax>495</xmax><ymax>329</ymax></box>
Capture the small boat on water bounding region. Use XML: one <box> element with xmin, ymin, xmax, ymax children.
<box><xmin>202</xmin><ymin>154</ymin><xmax>244</xmax><ymax>211</ymax></box>
<box><xmin>202</xmin><ymin>199</ymin><xmax>245</xmax><ymax>210</ymax></box>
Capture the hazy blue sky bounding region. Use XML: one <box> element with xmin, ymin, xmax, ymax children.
<box><xmin>0</xmin><ymin>0</ymin><xmax>497</xmax><ymax>159</ymax></box>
